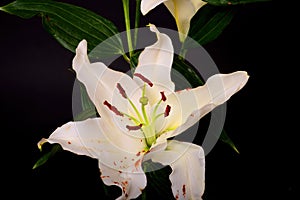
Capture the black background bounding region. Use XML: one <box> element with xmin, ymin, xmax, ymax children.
<box><xmin>1</xmin><ymin>0</ymin><xmax>293</xmax><ymax>200</ymax></box>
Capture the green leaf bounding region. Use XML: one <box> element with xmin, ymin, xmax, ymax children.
<box><xmin>172</xmin><ymin>56</ymin><xmax>239</xmax><ymax>153</ymax></box>
<box><xmin>187</xmin><ymin>4</ymin><xmax>236</xmax><ymax>46</ymax></box>
<box><xmin>205</xmin><ymin>0</ymin><xmax>271</xmax><ymax>6</ymax></box>
<box><xmin>32</xmin><ymin>143</ymin><xmax>62</xmax><ymax>169</ymax></box>
<box><xmin>220</xmin><ymin>130</ymin><xmax>240</xmax><ymax>153</ymax></box>
<box><xmin>74</xmin><ymin>107</ymin><xmax>97</xmax><ymax>121</ymax></box>
<box><xmin>1</xmin><ymin>0</ymin><xmax>124</xmax><ymax>57</ymax></box>
<box><xmin>142</xmin><ymin>161</ymin><xmax>173</xmax><ymax>199</ymax></box>
<box><xmin>172</xmin><ymin>56</ymin><xmax>204</xmax><ymax>86</ymax></box>
<box><xmin>79</xmin><ymin>82</ymin><xmax>94</xmax><ymax>111</ymax></box>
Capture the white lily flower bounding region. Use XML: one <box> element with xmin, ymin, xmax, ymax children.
<box><xmin>141</xmin><ymin>0</ymin><xmax>207</xmax><ymax>42</ymax></box>
<box><xmin>38</xmin><ymin>24</ymin><xmax>249</xmax><ymax>200</ymax></box>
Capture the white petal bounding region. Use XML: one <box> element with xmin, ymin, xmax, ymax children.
<box><xmin>164</xmin><ymin>0</ymin><xmax>207</xmax><ymax>42</ymax></box>
<box><xmin>39</xmin><ymin>117</ymin><xmax>147</xmax><ymax>199</ymax></box>
<box><xmin>72</xmin><ymin>40</ymin><xmax>142</xmax><ymax>123</ymax></box>
<box><xmin>40</xmin><ymin>118</ymin><xmax>147</xmax><ymax>158</ymax></box>
<box><xmin>162</xmin><ymin>71</ymin><xmax>249</xmax><ymax>138</ymax></box>
<box><xmin>41</xmin><ymin>118</ymin><xmax>104</xmax><ymax>158</ymax></box>
<box><xmin>99</xmin><ymin>160</ymin><xmax>146</xmax><ymax>200</ymax></box>
<box><xmin>151</xmin><ymin>140</ymin><xmax>205</xmax><ymax>199</ymax></box>
<box><xmin>134</xmin><ymin>25</ymin><xmax>175</xmax><ymax>104</ymax></box>
<box><xmin>140</xmin><ymin>0</ymin><xmax>167</xmax><ymax>15</ymax></box>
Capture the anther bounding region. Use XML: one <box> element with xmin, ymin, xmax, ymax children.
<box><xmin>160</xmin><ymin>91</ymin><xmax>167</xmax><ymax>101</ymax></box>
<box><xmin>134</xmin><ymin>73</ymin><xmax>153</xmax><ymax>87</ymax></box>
<box><xmin>126</xmin><ymin>124</ymin><xmax>143</xmax><ymax>131</ymax></box>
<box><xmin>117</xmin><ymin>83</ymin><xmax>127</xmax><ymax>99</ymax></box>
<box><xmin>103</xmin><ymin>100</ymin><xmax>124</xmax><ymax>116</ymax></box>
<box><xmin>164</xmin><ymin>105</ymin><xmax>171</xmax><ymax>117</ymax></box>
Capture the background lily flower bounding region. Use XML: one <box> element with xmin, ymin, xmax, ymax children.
<box><xmin>38</xmin><ymin>25</ymin><xmax>249</xmax><ymax>199</ymax></box>
<box><xmin>141</xmin><ymin>0</ymin><xmax>207</xmax><ymax>42</ymax></box>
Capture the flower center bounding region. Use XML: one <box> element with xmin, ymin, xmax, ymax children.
<box><xmin>104</xmin><ymin>76</ymin><xmax>171</xmax><ymax>148</ymax></box>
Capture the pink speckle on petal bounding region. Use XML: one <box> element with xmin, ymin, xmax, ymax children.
<box><xmin>175</xmin><ymin>190</ymin><xmax>179</xmax><ymax>200</ymax></box>
<box><xmin>182</xmin><ymin>184</ymin><xmax>186</xmax><ymax>198</ymax></box>
<box><xmin>135</xmin><ymin>159</ymin><xmax>141</xmax><ymax>168</ymax></box>
<box><xmin>67</xmin><ymin>141</ymin><xmax>71</xmax><ymax>144</ymax></box>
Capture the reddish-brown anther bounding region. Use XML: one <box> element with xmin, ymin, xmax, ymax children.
<box><xmin>160</xmin><ymin>91</ymin><xmax>167</xmax><ymax>101</ymax></box>
<box><xmin>103</xmin><ymin>100</ymin><xmax>124</xmax><ymax>116</ymax></box>
<box><xmin>134</xmin><ymin>73</ymin><xmax>153</xmax><ymax>87</ymax></box>
<box><xmin>164</xmin><ymin>105</ymin><xmax>171</xmax><ymax>117</ymax></box>
<box><xmin>117</xmin><ymin>83</ymin><xmax>127</xmax><ymax>98</ymax></box>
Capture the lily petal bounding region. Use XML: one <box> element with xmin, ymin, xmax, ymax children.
<box><xmin>99</xmin><ymin>161</ymin><xmax>146</xmax><ymax>200</ymax></box>
<box><xmin>39</xmin><ymin>118</ymin><xmax>147</xmax><ymax>198</ymax></box>
<box><xmin>151</xmin><ymin>140</ymin><xmax>205</xmax><ymax>199</ymax></box>
<box><xmin>162</xmin><ymin>71</ymin><xmax>249</xmax><ymax>138</ymax></box>
<box><xmin>39</xmin><ymin>118</ymin><xmax>147</xmax><ymax>158</ymax></box>
<box><xmin>73</xmin><ymin>40</ymin><xmax>142</xmax><ymax>122</ymax></box>
<box><xmin>140</xmin><ymin>0</ymin><xmax>167</xmax><ymax>15</ymax></box>
<box><xmin>134</xmin><ymin>25</ymin><xmax>175</xmax><ymax>104</ymax></box>
<box><xmin>164</xmin><ymin>0</ymin><xmax>207</xmax><ymax>42</ymax></box>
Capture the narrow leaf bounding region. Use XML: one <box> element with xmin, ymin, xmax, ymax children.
<box><xmin>187</xmin><ymin>4</ymin><xmax>236</xmax><ymax>46</ymax></box>
<box><xmin>79</xmin><ymin>82</ymin><xmax>94</xmax><ymax>111</ymax></box>
<box><xmin>220</xmin><ymin>130</ymin><xmax>240</xmax><ymax>153</ymax></box>
<box><xmin>1</xmin><ymin>0</ymin><xmax>124</xmax><ymax>57</ymax></box>
<box><xmin>32</xmin><ymin>144</ymin><xmax>62</xmax><ymax>169</ymax></box>
<box><xmin>74</xmin><ymin>107</ymin><xmax>97</xmax><ymax>121</ymax></box>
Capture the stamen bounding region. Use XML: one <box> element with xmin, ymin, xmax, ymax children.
<box><xmin>103</xmin><ymin>100</ymin><xmax>124</xmax><ymax>116</ymax></box>
<box><xmin>126</xmin><ymin>124</ymin><xmax>143</xmax><ymax>131</ymax></box>
<box><xmin>160</xmin><ymin>91</ymin><xmax>167</xmax><ymax>101</ymax></box>
<box><xmin>140</xmin><ymin>83</ymin><xmax>149</xmax><ymax>124</ymax></box>
<box><xmin>116</xmin><ymin>83</ymin><xmax>127</xmax><ymax>99</ymax></box>
<box><xmin>164</xmin><ymin>105</ymin><xmax>171</xmax><ymax>117</ymax></box>
<box><xmin>134</xmin><ymin>73</ymin><xmax>153</xmax><ymax>87</ymax></box>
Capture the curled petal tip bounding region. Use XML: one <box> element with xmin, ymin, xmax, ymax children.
<box><xmin>238</xmin><ymin>70</ymin><xmax>250</xmax><ymax>84</ymax></box>
<box><xmin>37</xmin><ymin>138</ymin><xmax>48</xmax><ymax>151</ymax></box>
<box><xmin>148</xmin><ymin>23</ymin><xmax>158</xmax><ymax>33</ymax></box>
<box><xmin>76</xmin><ymin>39</ymin><xmax>87</xmax><ymax>54</ymax></box>
<box><xmin>73</xmin><ymin>39</ymin><xmax>89</xmax><ymax>71</ymax></box>
<box><xmin>141</xmin><ymin>0</ymin><xmax>167</xmax><ymax>15</ymax></box>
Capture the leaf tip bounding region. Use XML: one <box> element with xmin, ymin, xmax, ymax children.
<box><xmin>232</xmin><ymin>145</ymin><xmax>240</xmax><ymax>154</ymax></box>
<box><xmin>32</xmin><ymin>163</ymin><xmax>38</xmax><ymax>170</ymax></box>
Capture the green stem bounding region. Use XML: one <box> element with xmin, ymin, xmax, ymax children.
<box><xmin>141</xmin><ymin>190</ymin><xmax>147</xmax><ymax>200</ymax></box>
<box><xmin>179</xmin><ymin>42</ymin><xmax>188</xmax><ymax>60</ymax></box>
<box><xmin>123</xmin><ymin>54</ymin><xmax>130</xmax><ymax>64</ymax></box>
<box><xmin>134</xmin><ymin>0</ymin><xmax>141</xmax><ymax>48</ymax></box>
<box><xmin>122</xmin><ymin>0</ymin><xmax>134</xmax><ymax>59</ymax></box>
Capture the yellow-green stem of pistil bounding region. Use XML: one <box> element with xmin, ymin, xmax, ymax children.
<box><xmin>122</xmin><ymin>84</ymin><xmax>167</xmax><ymax>147</ymax></box>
